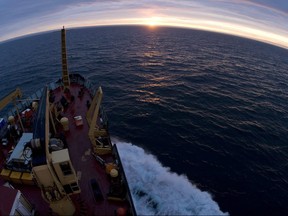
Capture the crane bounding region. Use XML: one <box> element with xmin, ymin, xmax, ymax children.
<box><xmin>0</xmin><ymin>88</ymin><xmax>22</xmax><ymax>111</ymax></box>
<box><xmin>0</xmin><ymin>88</ymin><xmax>24</xmax><ymax>130</ymax></box>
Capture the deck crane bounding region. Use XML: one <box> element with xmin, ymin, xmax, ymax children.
<box><xmin>0</xmin><ymin>88</ymin><xmax>22</xmax><ymax>111</ymax></box>
<box><xmin>0</xmin><ymin>88</ymin><xmax>24</xmax><ymax>131</ymax></box>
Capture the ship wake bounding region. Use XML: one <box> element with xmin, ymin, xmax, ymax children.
<box><xmin>116</xmin><ymin>141</ymin><xmax>229</xmax><ymax>215</ymax></box>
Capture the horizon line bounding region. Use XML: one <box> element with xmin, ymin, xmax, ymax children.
<box><xmin>0</xmin><ymin>24</ymin><xmax>287</xmax><ymax>50</ymax></box>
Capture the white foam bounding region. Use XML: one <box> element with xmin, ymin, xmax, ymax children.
<box><xmin>116</xmin><ymin>141</ymin><xmax>229</xmax><ymax>215</ymax></box>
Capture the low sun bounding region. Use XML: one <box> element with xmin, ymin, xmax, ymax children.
<box><xmin>148</xmin><ymin>21</ymin><xmax>156</xmax><ymax>27</ymax></box>
<box><xmin>145</xmin><ymin>17</ymin><xmax>161</xmax><ymax>28</ymax></box>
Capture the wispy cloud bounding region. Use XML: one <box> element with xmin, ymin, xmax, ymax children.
<box><xmin>0</xmin><ymin>0</ymin><xmax>287</xmax><ymax>48</ymax></box>
<box><xmin>240</xmin><ymin>0</ymin><xmax>288</xmax><ymax>13</ymax></box>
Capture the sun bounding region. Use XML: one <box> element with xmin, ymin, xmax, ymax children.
<box><xmin>145</xmin><ymin>17</ymin><xmax>161</xmax><ymax>28</ymax></box>
<box><xmin>148</xmin><ymin>21</ymin><xmax>156</xmax><ymax>27</ymax></box>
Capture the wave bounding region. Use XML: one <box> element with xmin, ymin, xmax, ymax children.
<box><xmin>115</xmin><ymin>141</ymin><xmax>229</xmax><ymax>215</ymax></box>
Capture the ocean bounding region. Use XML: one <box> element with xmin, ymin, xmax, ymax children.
<box><xmin>0</xmin><ymin>26</ymin><xmax>288</xmax><ymax>215</ymax></box>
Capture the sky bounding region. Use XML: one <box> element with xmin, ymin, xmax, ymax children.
<box><xmin>0</xmin><ymin>0</ymin><xmax>287</xmax><ymax>49</ymax></box>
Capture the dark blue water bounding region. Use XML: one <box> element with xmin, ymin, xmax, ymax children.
<box><xmin>1</xmin><ymin>26</ymin><xmax>288</xmax><ymax>215</ymax></box>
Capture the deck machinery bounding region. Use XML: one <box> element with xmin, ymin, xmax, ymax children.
<box><xmin>0</xmin><ymin>27</ymin><xmax>136</xmax><ymax>216</ymax></box>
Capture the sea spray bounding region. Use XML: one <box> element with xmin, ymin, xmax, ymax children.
<box><xmin>116</xmin><ymin>141</ymin><xmax>229</xmax><ymax>215</ymax></box>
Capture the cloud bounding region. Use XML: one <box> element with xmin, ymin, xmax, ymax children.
<box><xmin>0</xmin><ymin>0</ymin><xmax>287</xmax><ymax>48</ymax></box>
<box><xmin>242</xmin><ymin>0</ymin><xmax>288</xmax><ymax>13</ymax></box>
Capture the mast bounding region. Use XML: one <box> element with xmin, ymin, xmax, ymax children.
<box><xmin>61</xmin><ymin>26</ymin><xmax>70</xmax><ymax>88</ymax></box>
<box><xmin>31</xmin><ymin>28</ymin><xmax>81</xmax><ymax>215</ymax></box>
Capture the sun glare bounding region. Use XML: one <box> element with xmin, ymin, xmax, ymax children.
<box><xmin>145</xmin><ymin>17</ymin><xmax>162</xmax><ymax>28</ymax></box>
<box><xmin>148</xmin><ymin>21</ymin><xmax>156</xmax><ymax>27</ymax></box>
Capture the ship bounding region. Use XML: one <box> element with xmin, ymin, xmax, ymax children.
<box><xmin>0</xmin><ymin>27</ymin><xmax>137</xmax><ymax>216</ymax></box>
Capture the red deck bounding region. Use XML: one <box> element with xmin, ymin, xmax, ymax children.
<box><xmin>55</xmin><ymin>83</ymin><xmax>129</xmax><ymax>215</ymax></box>
<box><xmin>0</xmin><ymin>82</ymin><xmax>130</xmax><ymax>215</ymax></box>
<box><xmin>0</xmin><ymin>186</ymin><xmax>19</xmax><ymax>215</ymax></box>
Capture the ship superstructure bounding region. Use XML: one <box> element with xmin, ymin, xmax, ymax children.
<box><xmin>0</xmin><ymin>27</ymin><xmax>136</xmax><ymax>216</ymax></box>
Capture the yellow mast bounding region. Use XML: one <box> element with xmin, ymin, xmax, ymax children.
<box><xmin>61</xmin><ymin>26</ymin><xmax>70</xmax><ymax>88</ymax></box>
<box><xmin>32</xmin><ymin>28</ymin><xmax>80</xmax><ymax>215</ymax></box>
